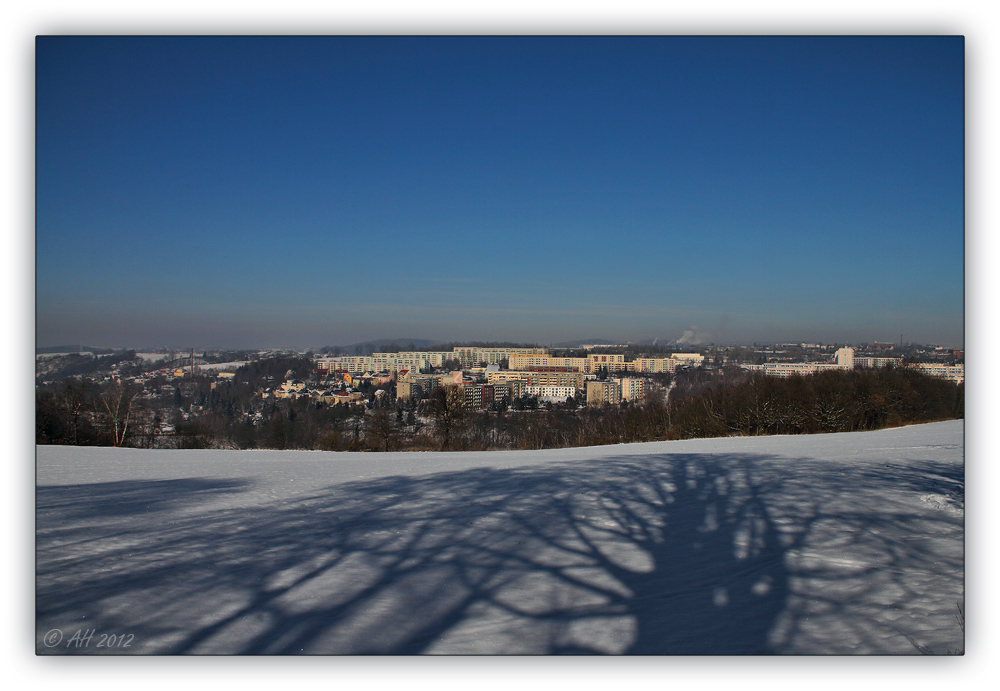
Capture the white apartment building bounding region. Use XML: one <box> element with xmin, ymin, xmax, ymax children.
<box><xmin>855</xmin><ymin>356</ymin><xmax>904</xmax><ymax>368</ymax></box>
<box><xmin>669</xmin><ymin>352</ymin><xmax>705</xmax><ymax>368</ymax></box>
<box><xmin>316</xmin><ymin>356</ymin><xmax>372</xmax><ymax>374</ymax></box>
<box><xmin>835</xmin><ymin>346</ymin><xmax>901</xmax><ymax>369</ymax></box>
<box><xmin>453</xmin><ymin>347</ymin><xmax>547</xmax><ymax>367</ymax></box>
<box><xmin>914</xmin><ymin>363</ymin><xmax>965</xmax><ymax>384</ymax></box>
<box><xmin>317</xmin><ymin>351</ymin><xmax>453</xmax><ymax>375</ymax></box>
<box><xmin>526</xmin><ymin>385</ymin><xmax>577</xmax><ymax>400</ymax></box>
<box><xmin>749</xmin><ymin>347</ymin><xmax>961</xmax><ymax>383</ymax></box>
<box><xmin>744</xmin><ymin>362</ymin><xmax>848</xmax><ymax>378</ymax></box>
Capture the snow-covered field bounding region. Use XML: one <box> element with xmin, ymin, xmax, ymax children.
<box><xmin>197</xmin><ymin>360</ymin><xmax>250</xmax><ymax>371</ymax></box>
<box><xmin>35</xmin><ymin>421</ymin><xmax>964</xmax><ymax>655</ymax></box>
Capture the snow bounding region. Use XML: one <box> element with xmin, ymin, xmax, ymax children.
<box><xmin>36</xmin><ymin>421</ymin><xmax>964</xmax><ymax>656</ymax></box>
<box><xmin>197</xmin><ymin>360</ymin><xmax>250</xmax><ymax>371</ymax></box>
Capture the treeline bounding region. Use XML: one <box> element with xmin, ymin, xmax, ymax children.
<box><xmin>668</xmin><ymin>366</ymin><xmax>963</xmax><ymax>439</ymax></box>
<box><xmin>36</xmin><ymin>365</ymin><xmax>962</xmax><ymax>453</ymax></box>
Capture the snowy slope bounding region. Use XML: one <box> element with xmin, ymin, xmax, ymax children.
<box><xmin>35</xmin><ymin>421</ymin><xmax>964</xmax><ymax>655</ymax></box>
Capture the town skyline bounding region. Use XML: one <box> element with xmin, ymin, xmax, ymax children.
<box><xmin>36</xmin><ymin>36</ymin><xmax>965</xmax><ymax>350</ymax></box>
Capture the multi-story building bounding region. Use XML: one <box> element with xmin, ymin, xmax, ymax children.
<box><xmin>507</xmin><ymin>353</ymin><xmax>587</xmax><ymax>371</ymax></box>
<box><xmin>668</xmin><ymin>352</ymin><xmax>705</xmax><ymax>368</ymax></box>
<box><xmin>526</xmin><ymin>385</ymin><xmax>577</xmax><ymax>400</ymax></box>
<box><xmin>438</xmin><ymin>371</ymin><xmax>465</xmax><ymax>387</ymax></box>
<box><xmin>588</xmin><ymin>353</ymin><xmax>627</xmax><ymax>373</ymax></box>
<box><xmin>463</xmin><ymin>384</ymin><xmax>485</xmax><ymax>410</ymax></box>
<box><xmin>914</xmin><ymin>363</ymin><xmax>965</xmax><ymax>384</ymax></box>
<box><xmin>458</xmin><ymin>383</ymin><xmax>516</xmax><ymax>409</ymax></box>
<box><xmin>316</xmin><ymin>356</ymin><xmax>371</xmax><ymax>374</ymax></box>
<box><xmin>371</xmin><ymin>351</ymin><xmax>454</xmax><ymax>373</ymax></box>
<box><xmin>627</xmin><ymin>358</ymin><xmax>672</xmax><ymax>374</ymax></box>
<box><xmin>317</xmin><ymin>351</ymin><xmax>454</xmax><ymax>375</ymax></box>
<box><xmin>744</xmin><ymin>362</ymin><xmax>847</xmax><ymax>378</ymax></box>
<box><xmin>586</xmin><ymin>380</ymin><xmax>621</xmax><ymax>406</ymax></box>
<box><xmin>617</xmin><ymin>377</ymin><xmax>645</xmax><ymax>402</ymax></box>
<box><xmin>855</xmin><ymin>356</ymin><xmax>903</xmax><ymax>368</ymax></box>
<box><xmin>486</xmin><ymin>370</ymin><xmax>529</xmax><ymax>385</ymax></box>
<box><xmin>625</xmin><ymin>354</ymin><xmax>705</xmax><ymax>374</ymax></box>
<box><xmin>834</xmin><ymin>346</ymin><xmax>901</xmax><ymax>369</ymax></box>
<box><xmin>747</xmin><ymin>347</ymin><xmax>962</xmax><ymax>384</ymax></box>
<box><xmin>396</xmin><ymin>372</ymin><xmax>440</xmax><ymax>400</ymax></box>
<box><xmin>488</xmin><ymin>370</ymin><xmax>585</xmax><ymax>389</ymax></box>
<box><xmin>453</xmin><ymin>347</ymin><xmax>547</xmax><ymax>367</ymax></box>
<box><xmin>489</xmin><ymin>382</ymin><xmax>516</xmax><ymax>405</ymax></box>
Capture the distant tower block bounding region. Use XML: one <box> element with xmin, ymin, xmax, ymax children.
<box><xmin>835</xmin><ymin>347</ymin><xmax>854</xmax><ymax>369</ymax></box>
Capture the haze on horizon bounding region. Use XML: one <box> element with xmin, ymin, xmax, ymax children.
<box><xmin>35</xmin><ymin>37</ymin><xmax>965</xmax><ymax>351</ymax></box>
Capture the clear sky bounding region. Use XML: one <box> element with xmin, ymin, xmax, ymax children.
<box><xmin>35</xmin><ymin>36</ymin><xmax>965</xmax><ymax>349</ymax></box>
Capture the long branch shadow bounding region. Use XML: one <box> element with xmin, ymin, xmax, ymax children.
<box><xmin>36</xmin><ymin>445</ymin><xmax>964</xmax><ymax>655</ymax></box>
<box><xmin>37</xmin><ymin>478</ymin><xmax>253</xmax><ymax>520</ymax></box>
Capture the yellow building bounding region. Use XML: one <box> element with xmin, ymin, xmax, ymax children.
<box><xmin>488</xmin><ymin>370</ymin><xmax>585</xmax><ymax>389</ymax></box>
<box><xmin>617</xmin><ymin>377</ymin><xmax>645</xmax><ymax>402</ymax></box>
<box><xmin>507</xmin><ymin>353</ymin><xmax>587</xmax><ymax>371</ymax></box>
<box><xmin>586</xmin><ymin>380</ymin><xmax>621</xmax><ymax>406</ymax></box>
<box><xmin>588</xmin><ymin>353</ymin><xmax>627</xmax><ymax>373</ymax></box>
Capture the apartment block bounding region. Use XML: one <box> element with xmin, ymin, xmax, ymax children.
<box><xmin>588</xmin><ymin>353</ymin><xmax>627</xmax><ymax>373</ymax></box>
<box><xmin>463</xmin><ymin>384</ymin><xmax>484</xmax><ymax>410</ymax></box>
<box><xmin>627</xmin><ymin>358</ymin><xmax>672</xmax><ymax>374</ymax></box>
<box><xmin>453</xmin><ymin>347</ymin><xmax>548</xmax><ymax>367</ymax></box>
<box><xmin>586</xmin><ymin>380</ymin><xmax>621</xmax><ymax>406</ymax></box>
<box><xmin>744</xmin><ymin>362</ymin><xmax>848</xmax><ymax>378</ymax></box>
<box><xmin>617</xmin><ymin>377</ymin><xmax>645</xmax><ymax>402</ymax></box>
<box><xmin>488</xmin><ymin>370</ymin><xmax>585</xmax><ymax>389</ymax></box>
<box><xmin>914</xmin><ymin>363</ymin><xmax>965</xmax><ymax>384</ymax></box>
<box><xmin>526</xmin><ymin>385</ymin><xmax>577</xmax><ymax>400</ymax></box>
<box><xmin>668</xmin><ymin>352</ymin><xmax>705</xmax><ymax>368</ymax></box>
<box><xmin>508</xmin><ymin>353</ymin><xmax>587</xmax><ymax>371</ymax></box>
<box><xmin>395</xmin><ymin>370</ymin><xmax>441</xmax><ymax>400</ymax></box>
<box><xmin>317</xmin><ymin>351</ymin><xmax>453</xmax><ymax>375</ymax></box>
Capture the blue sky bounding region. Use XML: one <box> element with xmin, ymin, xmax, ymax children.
<box><xmin>35</xmin><ymin>36</ymin><xmax>964</xmax><ymax>349</ymax></box>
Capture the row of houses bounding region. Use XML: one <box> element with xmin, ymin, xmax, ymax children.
<box><xmin>264</xmin><ymin>379</ymin><xmax>375</xmax><ymax>406</ymax></box>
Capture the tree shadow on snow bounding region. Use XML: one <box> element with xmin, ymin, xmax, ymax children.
<box><xmin>36</xmin><ymin>454</ymin><xmax>798</xmax><ymax>654</ymax></box>
<box><xmin>36</xmin><ymin>448</ymin><xmax>963</xmax><ymax>655</ymax></box>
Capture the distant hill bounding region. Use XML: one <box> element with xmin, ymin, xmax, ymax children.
<box><xmin>36</xmin><ymin>344</ymin><xmax>117</xmax><ymax>355</ymax></box>
<box><xmin>329</xmin><ymin>338</ymin><xmax>444</xmax><ymax>354</ymax></box>
<box><xmin>551</xmin><ymin>338</ymin><xmax>618</xmax><ymax>348</ymax></box>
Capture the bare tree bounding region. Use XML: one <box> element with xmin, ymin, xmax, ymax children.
<box><xmin>427</xmin><ymin>384</ymin><xmax>466</xmax><ymax>450</ymax></box>
<box><xmin>98</xmin><ymin>379</ymin><xmax>138</xmax><ymax>447</ymax></box>
<box><xmin>60</xmin><ymin>378</ymin><xmax>96</xmax><ymax>445</ymax></box>
<box><xmin>366</xmin><ymin>408</ymin><xmax>399</xmax><ymax>452</ymax></box>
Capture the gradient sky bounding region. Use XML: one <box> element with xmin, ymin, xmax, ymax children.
<box><xmin>35</xmin><ymin>36</ymin><xmax>965</xmax><ymax>349</ymax></box>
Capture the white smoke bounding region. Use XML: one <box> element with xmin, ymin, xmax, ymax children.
<box><xmin>675</xmin><ymin>327</ymin><xmax>709</xmax><ymax>346</ymax></box>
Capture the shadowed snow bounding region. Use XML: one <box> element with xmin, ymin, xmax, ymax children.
<box><xmin>36</xmin><ymin>421</ymin><xmax>964</xmax><ymax>654</ymax></box>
